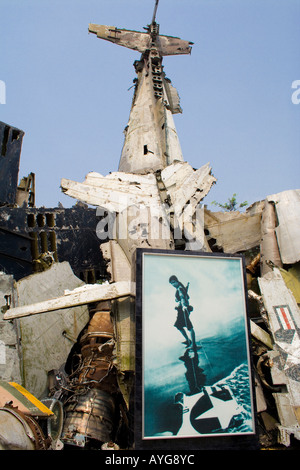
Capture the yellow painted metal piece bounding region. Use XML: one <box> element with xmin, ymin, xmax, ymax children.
<box><xmin>8</xmin><ymin>382</ymin><xmax>53</xmax><ymax>416</ymax></box>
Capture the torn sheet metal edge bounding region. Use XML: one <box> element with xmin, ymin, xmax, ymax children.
<box><xmin>61</xmin><ymin>161</ymin><xmax>215</xmax><ymax>214</ymax></box>
<box><xmin>277</xmin><ymin>424</ymin><xmax>300</xmax><ymax>447</ymax></box>
<box><xmin>204</xmin><ymin>201</ymin><xmax>264</xmax><ymax>253</ymax></box>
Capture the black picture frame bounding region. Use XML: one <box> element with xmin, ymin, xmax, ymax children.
<box><xmin>135</xmin><ymin>248</ymin><xmax>259</xmax><ymax>450</ymax></box>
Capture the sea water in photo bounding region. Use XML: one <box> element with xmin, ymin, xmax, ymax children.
<box><xmin>142</xmin><ymin>253</ymin><xmax>255</xmax><ymax>438</ymax></box>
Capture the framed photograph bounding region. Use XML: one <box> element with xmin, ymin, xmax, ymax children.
<box><xmin>135</xmin><ymin>249</ymin><xmax>257</xmax><ymax>448</ymax></box>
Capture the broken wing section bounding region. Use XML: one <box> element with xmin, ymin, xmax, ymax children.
<box><xmin>204</xmin><ymin>201</ymin><xmax>264</xmax><ymax>254</ymax></box>
<box><xmin>88</xmin><ymin>24</ymin><xmax>192</xmax><ymax>56</ymax></box>
<box><xmin>88</xmin><ymin>24</ymin><xmax>151</xmax><ymax>53</ymax></box>
<box><xmin>157</xmin><ymin>34</ymin><xmax>193</xmax><ymax>56</ymax></box>
<box><xmin>61</xmin><ymin>161</ymin><xmax>216</xmax><ymax>254</ymax></box>
<box><xmin>61</xmin><ymin>171</ymin><xmax>161</xmax><ymax>212</ymax></box>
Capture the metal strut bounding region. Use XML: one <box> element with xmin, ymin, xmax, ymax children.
<box><xmin>151</xmin><ymin>0</ymin><xmax>160</xmax><ymax>24</ymax></box>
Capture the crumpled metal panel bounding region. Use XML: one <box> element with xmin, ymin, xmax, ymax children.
<box><xmin>204</xmin><ymin>201</ymin><xmax>264</xmax><ymax>253</ymax></box>
<box><xmin>258</xmin><ymin>267</ymin><xmax>300</xmax><ymax>445</ymax></box>
<box><xmin>164</xmin><ymin>79</ymin><xmax>182</xmax><ymax>114</ymax></box>
<box><xmin>15</xmin><ymin>262</ymin><xmax>90</xmax><ymax>398</ymax></box>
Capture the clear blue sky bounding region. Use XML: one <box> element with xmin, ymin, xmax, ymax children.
<box><xmin>1</xmin><ymin>0</ymin><xmax>299</xmax><ymax>209</ymax></box>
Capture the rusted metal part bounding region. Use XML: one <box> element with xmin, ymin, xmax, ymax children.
<box><xmin>68</xmin><ymin>302</ymin><xmax>117</xmax><ymax>391</ymax></box>
<box><xmin>0</xmin><ymin>386</ymin><xmax>62</xmax><ymax>449</ymax></box>
<box><xmin>61</xmin><ymin>302</ymin><xmax>127</xmax><ymax>448</ymax></box>
<box><xmin>77</xmin><ymin>305</ymin><xmax>117</xmax><ymax>391</ymax></box>
<box><xmin>0</xmin><ymin>404</ymin><xmax>49</xmax><ymax>450</ymax></box>
<box><xmin>62</xmin><ymin>389</ymin><xmax>117</xmax><ymax>447</ymax></box>
<box><xmin>101</xmin><ymin>440</ymin><xmax>120</xmax><ymax>450</ymax></box>
<box><xmin>246</xmin><ymin>253</ymin><xmax>260</xmax><ymax>274</ymax></box>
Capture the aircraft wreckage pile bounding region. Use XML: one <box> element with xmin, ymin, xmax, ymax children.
<box><xmin>0</xmin><ymin>9</ymin><xmax>300</xmax><ymax>451</ymax></box>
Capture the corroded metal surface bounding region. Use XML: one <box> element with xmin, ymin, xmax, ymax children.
<box><xmin>61</xmin><ymin>302</ymin><xmax>126</xmax><ymax>448</ymax></box>
<box><xmin>62</xmin><ymin>389</ymin><xmax>117</xmax><ymax>446</ymax></box>
<box><xmin>88</xmin><ymin>24</ymin><xmax>192</xmax><ymax>56</ymax></box>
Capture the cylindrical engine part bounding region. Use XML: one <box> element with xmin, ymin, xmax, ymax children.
<box><xmin>0</xmin><ymin>406</ymin><xmax>47</xmax><ymax>450</ymax></box>
<box><xmin>61</xmin><ymin>388</ymin><xmax>117</xmax><ymax>447</ymax></box>
<box><xmin>76</xmin><ymin>308</ymin><xmax>118</xmax><ymax>392</ymax></box>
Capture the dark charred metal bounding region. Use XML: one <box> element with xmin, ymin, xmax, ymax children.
<box><xmin>0</xmin><ymin>205</ymin><xmax>108</xmax><ymax>282</ymax></box>
<box><xmin>0</xmin><ymin>122</ymin><xmax>24</xmax><ymax>207</ymax></box>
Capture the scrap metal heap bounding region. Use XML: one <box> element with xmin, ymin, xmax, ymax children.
<box><xmin>1</xmin><ymin>2</ymin><xmax>300</xmax><ymax>451</ymax></box>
